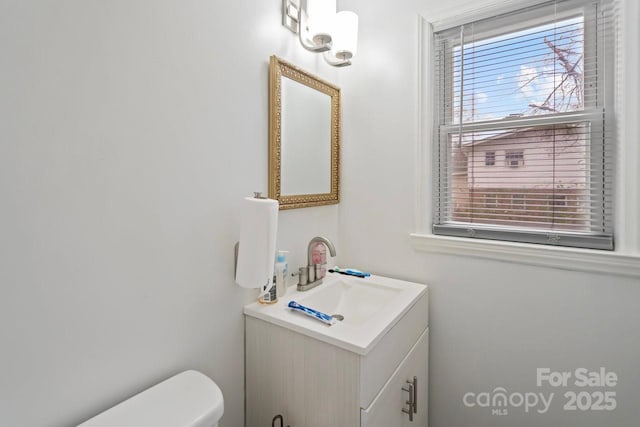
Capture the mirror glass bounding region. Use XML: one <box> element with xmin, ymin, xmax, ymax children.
<box><xmin>269</xmin><ymin>56</ymin><xmax>340</xmax><ymax>210</ymax></box>
<box><xmin>280</xmin><ymin>78</ymin><xmax>331</xmax><ymax>195</ymax></box>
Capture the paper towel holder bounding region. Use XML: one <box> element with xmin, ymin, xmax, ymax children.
<box><xmin>234</xmin><ymin>242</ymin><xmax>240</xmax><ymax>277</ymax></box>
<box><xmin>234</xmin><ymin>192</ymin><xmax>268</xmax><ymax>277</ymax></box>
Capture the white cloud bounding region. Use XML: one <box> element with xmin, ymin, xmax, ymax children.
<box><xmin>518</xmin><ymin>65</ymin><xmax>538</xmax><ymax>98</ymax></box>
<box><xmin>517</xmin><ymin>65</ymin><xmax>556</xmax><ymax>106</ymax></box>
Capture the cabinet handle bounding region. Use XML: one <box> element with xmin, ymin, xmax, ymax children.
<box><xmin>402</xmin><ymin>381</ymin><xmax>414</xmax><ymax>422</ymax></box>
<box><xmin>412</xmin><ymin>376</ymin><xmax>418</xmax><ymax>414</ymax></box>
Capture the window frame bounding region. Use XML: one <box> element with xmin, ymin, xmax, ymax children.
<box><xmin>484</xmin><ymin>193</ymin><xmax>498</xmax><ymax>208</ymax></box>
<box><xmin>431</xmin><ymin>0</ymin><xmax>614</xmax><ymax>251</ymax></box>
<box><xmin>504</xmin><ymin>150</ymin><xmax>524</xmax><ymax>168</ymax></box>
<box><xmin>511</xmin><ymin>193</ymin><xmax>526</xmax><ymax>209</ymax></box>
<box><xmin>484</xmin><ymin>151</ymin><xmax>496</xmax><ymax>166</ymax></box>
<box><xmin>550</xmin><ymin>194</ymin><xmax>568</xmax><ymax>207</ymax></box>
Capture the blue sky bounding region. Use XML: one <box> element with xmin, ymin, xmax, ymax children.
<box><xmin>452</xmin><ymin>16</ymin><xmax>584</xmax><ymax>123</ymax></box>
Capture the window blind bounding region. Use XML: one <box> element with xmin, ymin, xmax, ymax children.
<box><xmin>432</xmin><ymin>0</ymin><xmax>616</xmax><ymax>250</ymax></box>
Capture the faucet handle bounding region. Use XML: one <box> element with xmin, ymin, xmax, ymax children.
<box><xmin>294</xmin><ymin>267</ymin><xmax>308</xmax><ymax>285</ymax></box>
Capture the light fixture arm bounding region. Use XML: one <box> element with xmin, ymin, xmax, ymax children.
<box><xmin>323</xmin><ymin>52</ymin><xmax>351</xmax><ymax>67</ymax></box>
<box><xmin>297</xmin><ymin>9</ymin><xmax>332</xmax><ymax>53</ymax></box>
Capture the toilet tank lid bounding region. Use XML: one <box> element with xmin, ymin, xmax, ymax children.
<box><xmin>79</xmin><ymin>370</ymin><xmax>224</xmax><ymax>427</ymax></box>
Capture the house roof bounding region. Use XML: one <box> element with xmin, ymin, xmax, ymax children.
<box><xmin>458</xmin><ymin>123</ymin><xmax>574</xmax><ymax>150</ymax></box>
<box><xmin>459</xmin><ymin>127</ymin><xmax>535</xmax><ymax>150</ymax></box>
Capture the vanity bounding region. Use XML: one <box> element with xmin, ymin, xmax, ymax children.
<box><xmin>244</xmin><ymin>273</ymin><xmax>428</xmax><ymax>426</ymax></box>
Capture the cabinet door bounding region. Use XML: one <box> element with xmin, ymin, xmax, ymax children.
<box><xmin>360</xmin><ymin>328</ymin><xmax>428</xmax><ymax>427</ymax></box>
<box><xmin>404</xmin><ymin>328</ymin><xmax>428</xmax><ymax>427</ymax></box>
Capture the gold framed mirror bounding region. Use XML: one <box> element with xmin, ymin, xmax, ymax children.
<box><xmin>268</xmin><ymin>55</ymin><xmax>340</xmax><ymax>210</ymax></box>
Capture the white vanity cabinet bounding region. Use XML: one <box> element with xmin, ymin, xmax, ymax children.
<box><xmin>245</xmin><ymin>285</ymin><xmax>428</xmax><ymax>427</ymax></box>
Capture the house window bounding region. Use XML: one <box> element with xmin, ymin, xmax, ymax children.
<box><xmin>485</xmin><ymin>193</ymin><xmax>497</xmax><ymax>209</ymax></box>
<box><xmin>485</xmin><ymin>151</ymin><xmax>496</xmax><ymax>166</ymax></box>
<box><xmin>432</xmin><ymin>0</ymin><xmax>614</xmax><ymax>250</ymax></box>
<box><xmin>505</xmin><ymin>151</ymin><xmax>524</xmax><ymax>168</ymax></box>
<box><xmin>511</xmin><ymin>194</ymin><xmax>525</xmax><ymax>209</ymax></box>
<box><xmin>550</xmin><ymin>195</ymin><xmax>567</xmax><ymax>207</ymax></box>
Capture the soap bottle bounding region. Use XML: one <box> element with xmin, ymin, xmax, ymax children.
<box><xmin>274</xmin><ymin>250</ymin><xmax>289</xmax><ymax>298</ymax></box>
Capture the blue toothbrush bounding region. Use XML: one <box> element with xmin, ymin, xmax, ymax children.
<box><xmin>329</xmin><ymin>267</ymin><xmax>370</xmax><ymax>278</ymax></box>
<box><xmin>288</xmin><ymin>301</ymin><xmax>336</xmax><ymax>325</ymax></box>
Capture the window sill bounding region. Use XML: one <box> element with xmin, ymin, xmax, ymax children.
<box><xmin>410</xmin><ymin>233</ymin><xmax>640</xmax><ymax>278</ymax></box>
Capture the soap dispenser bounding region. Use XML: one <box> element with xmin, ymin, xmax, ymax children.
<box><xmin>274</xmin><ymin>251</ymin><xmax>289</xmax><ymax>298</ymax></box>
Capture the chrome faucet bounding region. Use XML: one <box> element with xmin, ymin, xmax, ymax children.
<box><xmin>297</xmin><ymin>236</ymin><xmax>337</xmax><ymax>291</ymax></box>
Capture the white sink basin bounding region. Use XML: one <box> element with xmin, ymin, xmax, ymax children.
<box><xmin>297</xmin><ymin>277</ymin><xmax>403</xmax><ymax>326</ymax></box>
<box><xmin>244</xmin><ymin>272</ymin><xmax>426</xmax><ymax>355</ymax></box>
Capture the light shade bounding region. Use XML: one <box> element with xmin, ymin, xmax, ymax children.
<box><xmin>331</xmin><ymin>11</ymin><xmax>358</xmax><ymax>60</ymax></box>
<box><xmin>306</xmin><ymin>0</ymin><xmax>336</xmax><ymax>44</ymax></box>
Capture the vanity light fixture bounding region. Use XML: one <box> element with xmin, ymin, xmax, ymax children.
<box><xmin>282</xmin><ymin>0</ymin><xmax>359</xmax><ymax>67</ymax></box>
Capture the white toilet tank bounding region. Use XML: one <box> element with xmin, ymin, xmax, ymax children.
<box><xmin>79</xmin><ymin>370</ymin><xmax>224</xmax><ymax>427</ymax></box>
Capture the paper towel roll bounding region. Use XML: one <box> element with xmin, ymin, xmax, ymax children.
<box><xmin>235</xmin><ymin>196</ymin><xmax>279</xmax><ymax>290</ymax></box>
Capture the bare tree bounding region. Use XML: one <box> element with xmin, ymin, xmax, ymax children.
<box><xmin>521</xmin><ymin>28</ymin><xmax>584</xmax><ymax>114</ymax></box>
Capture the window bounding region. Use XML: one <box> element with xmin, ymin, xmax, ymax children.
<box><xmin>505</xmin><ymin>151</ymin><xmax>524</xmax><ymax>168</ymax></box>
<box><xmin>485</xmin><ymin>193</ymin><xmax>498</xmax><ymax>208</ymax></box>
<box><xmin>511</xmin><ymin>194</ymin><xmax>525</xmax><ymax>209</ymax></box>
<box><xmin>432</xmin><ymin>0</ymin><xmax>614</xmax><ymax>250</ymax></box>
<box><xmin>485</xmin><ymin>151</ymin><xmax>496</xmax><ymax>165</ymax></box>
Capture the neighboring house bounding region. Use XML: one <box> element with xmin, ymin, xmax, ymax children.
<box><xmin>451</xmin><ymin>125</ymin><xmax>591</xmax><ymax>230</ymax></box>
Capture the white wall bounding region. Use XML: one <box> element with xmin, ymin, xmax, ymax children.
<box><xmin>339</xmin><ymin>0</ymin><xmax>640</xmax><ymax>427</ymax></box>
<box><xmin>0</xmin><ymin>1</ymin><xmax>342</xmax><ymax>426</ymax></box>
